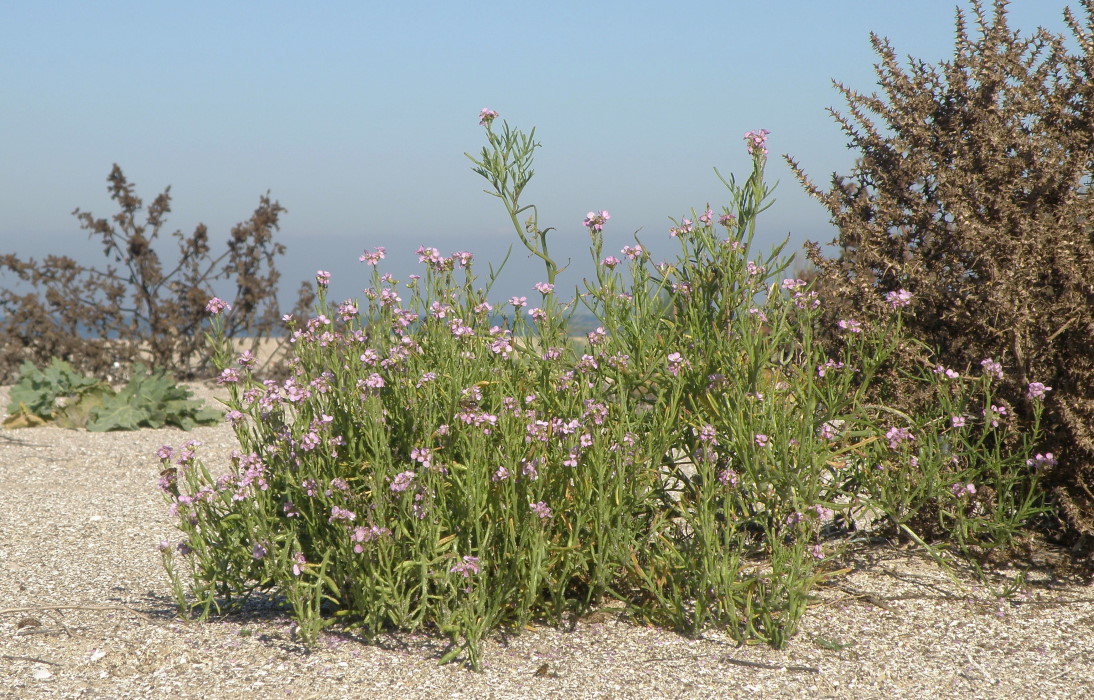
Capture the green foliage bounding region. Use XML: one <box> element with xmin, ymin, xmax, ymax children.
<box><xmin>157</xmin><ymin>115</ymin><xmax>1044</xmax><ymax>670</ymax></box>
<box><xmin>88</xmin><ymin>364</ymin><xmax>223</xmax><ymax>431</ymax></box>
<box><xmin>4</xmin><ymin>359</ymin><xmax>221</xmax><ymax>431</ymax></box>
<box><xmin>5</xmin><ymin>359</ymin><xmax>110</xmax><ymax>428</ymax></box>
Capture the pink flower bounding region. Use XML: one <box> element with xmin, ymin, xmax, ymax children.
<box><xmin>449</xmin><ymin>318</ymin><xmax>473</xmax><ymax>337</ymax></box>
<box><xmin>450</xmin><ymin>555</ymin><xmax>481</xmax><ymax>577</ymax></box>
<box><xmin>338</xmin><ymin>301</ymin><xmax>358</xmax><ymax>320</ymax></box>
<box><xmin>984</xmin><ymin>404</ymin><xmax>1007</xmax><ymax>428</ymax></box>
<box><xmin>743</xmin><ymin>129</ymin><xmax>771</xmax><ymax>156</ymax></box>
<box><xmin>351</xmin><ymin>525</ymin><xmax>391</xmax><ymax>552</ymax></box>
<box><xmin>328</xmin><ymin>506</ymin><xmax>356</xmax><ymax>523</ymax></box>
<box><xmin>885</xmin><ymin>426</ymin><xmax>914</xmax><ymax>450</ymax></box>
<box><xmin>1027</xmin><ymin>382</ymin><xmax>1052</xmax><ymax>400</ymax></box>
<box><xmin>950</xmin><ymin>482</ymin><xmax>977</xmax><ymax>498</ymax></box>
<box><xmin>410</xmin><ymin>447</ymin><xmax>432</xmax><ymax>468</ymax></box>
<box><xmin>490</xmin><ymin>336</ymin><xmax>514</xmax><ymax>358</ymax></box>
<box><xmin>981</xmin><ymin>358</ymin><xmax>1004</xmax><ymax>380</ymax></box>
<box><xmin>530</xmin><ymin>501</ymin><xmax>552</xmax><ymax>519</ymax></box>
<box><xmin>601</xmin><ymin>256</ymin><xmax>621</xmax><ymax>269</ymax></box>
<box><xmin>390</xmin><ymin>470</ymin><xmax>416</xmax><ymax>492</ymax></box>
<box><xmin>416</xmin><ymin>246</ymin><xmax>442</xmax><ymax>265</ymax></box>
<box><xmin>1026</xmin><ymin>452</ymin><xmax>1057</xmax><ymax>469</ymax></box>
<box><xmin>358</xmin><ymin>373</ymin><xmax>385</xmax><ymax>391</ymax></box>
<box><xmin>817</xmin><ymin>359</ymin><xmax>845</xmax><ymax>377</ymax></box>
<box><xmin>583</xmin><ymin>210</ymin><xmax>610</xmax><ymax>232</ymax></box>
<box><xmin>933</xmin><ymin>366</ymin><xmax>959</xmax><ymax>380</ymax></box>
<box><xmin>479</xmin><ymin>108</ymin><xmax>498</xmax><ymax>126</ymax></box>
<box><xmin>885</xmin><ymin>289</ymin><xmax>912</xmax><ymax>308</ymax></box>
<box><xmin>748</xmin><ymin>307</ymin><xmax>768</xmax><ymax>323</ymax></box>
<box><xmin>315</xmin><ymin>270</ymin><xmax>331</xmax><ymax>287</ymax></box>
<box><xmin>534</xmin><ymin>282</ymin><xmax>554</xmax><ymax>294</ymax></box>
<box><xmin>754</xmin><ymin>434</ymin><xmax>770</xmax><ymax>448</ymax></box>
<box><xmin>205</xmin><ymin>297</ymin><xmax>231</xmax><ymax>315</ymax></box>
<box><xmin>359</xmin><ymin>246</ymin><xmax>386</xmax><ymax>265</ymax></box>
<box><xmin>670</xmin><ymin>218</ymin><xmax>694</xmax><ymax>238</ymax></box>
<box><xmin>666</xmin><ymin>352</ymin><xmax>689</xmax><ymax>376</ymax></box>
<box><xmin>698</xmin><ymin>424</ymin><xmax>718</xmax><ymax>444</ymax></box>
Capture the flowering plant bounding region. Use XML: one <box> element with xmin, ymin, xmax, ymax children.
<box><xmin>159</xmin><ymin>114</ymin><xmax>1048</xmax><ymax>668</ymax></box>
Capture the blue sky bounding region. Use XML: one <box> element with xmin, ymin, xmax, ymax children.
<box><xmin>1</xmin><ymin>0</ymin><xmax>1079</xmax><ymax>307</ymax></box>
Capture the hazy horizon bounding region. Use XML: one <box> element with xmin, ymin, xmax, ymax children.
<box><xmin>2</xmin><ymin>0</ymin><xmax>1080</xmax><ymax>308</ymax></box>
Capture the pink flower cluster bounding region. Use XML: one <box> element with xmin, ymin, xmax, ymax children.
<box><xmin>584</xmin><ymin>210</ymin><xmax>610</xmax><ymax>232</ymax></box>
<box><xmin>885</xmin><ymin>289</ymin><xmax>912</xmax><ymax>309</ymax></box>
<box><xmin>1027</xmin><ymin>382</ymin><xmax>1052</xmax><ymax>400</ymax></box>
<box><xmin>359</xmin><ymin>247</ymin><xmax>386</xmax><ymax>266</ymax></box>
<box><xmin>743</xmin><ymin>129</ymin><xmax>771</xmax><ymax>156</ymax></box>
<box><xmin>205</xmin><ymin>297</ymin><xmax>231</xmax><ymax>315</ymax></box>
<box><xmin>479</xmin><ymin>108</ymin><xmax>498</xmax><ymax>126</ymax></box>
<box><xmin>981</xmin><ymin>358</ymin><xmax>1003</xmax><ymax>380</ymax></box>
<box><xmin>1026</xmin><ymin>452</ymin><xmax>1057</xmax><ymax>469</ymax></box>
<box><xmin>450</xmin><ymin>555</ymin><xmax>481</xmax><ymax>577</ymax></box>
<box><xmin>885</xmin><ymin>426</ymin><xmax>914</xmax><ymax>450</ymax></box>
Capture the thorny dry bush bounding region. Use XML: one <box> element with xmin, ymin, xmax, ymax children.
<box><xmin>787</xmin><ymin>0</ymin><xmax>1094</xmax><ymax>542</ymax></box>
<box><xmin>0</xmin><ymin>165</ymin><xmax>313</xmax><ymax>383</ymax></box>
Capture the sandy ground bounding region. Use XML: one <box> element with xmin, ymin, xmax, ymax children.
<box><xmin>1</xmin><ymin>383</ymin><xmax>1093</xmax><ymax>699</ymax></box>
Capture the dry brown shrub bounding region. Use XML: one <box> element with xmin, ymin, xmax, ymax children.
<box><xmin>786</xmin><ymin>0</ymin><xmax>1094</xmax><ymax>540</ymax></box>
<box><xmin>0</xmin><ymin>165</ymin><xmax>314</xmax><ymax>383</ymax></box>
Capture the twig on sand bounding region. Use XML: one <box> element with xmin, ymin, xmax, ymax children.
<box><xmin>643</xmin><ymin>654</ymin><xmax>820</xmax><ymax>674</ymax></box>
<box><xmin>721</xmin><ymin>657</ymin><xmax>820</xmax><ymax>674</ymax></box>
<box><xmin>0</xmin><ymin>432</ymin><xmax>49</xmax><ymax>447</ymax></box>
<box><xmin>0</xmin><ymin>604</ymin><xmax>152</xmax><ymax>619</ymax></box>
<box><xmin>0</xmin><ymin>654</ymin><xmax>63</xmax><ymax>667</ymax></box>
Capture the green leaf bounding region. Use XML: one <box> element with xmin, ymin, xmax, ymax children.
<box><xmin>6</xmin><ymin>359</ymin><xmax>110</xmax><ymax>422</ymax></box>
<box><xmin>193</xmin><ymin>408</ymin><xmax>222</xmax><ymax>424</ymax></box>
<box><xmin>87</xmin><ymin>400</ymin><xmax>144</xmax><ymax>432</ymax></box>
<box><xmin>53</xmin><ymin>387</ymin><xmax>113</xmax><ymax>430</ymax></box>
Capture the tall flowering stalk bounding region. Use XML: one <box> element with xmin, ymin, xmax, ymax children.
<box><xmin>465</xmin><ymin>110</ymin><xmax>570</xmax><ymax>346</ymax></box>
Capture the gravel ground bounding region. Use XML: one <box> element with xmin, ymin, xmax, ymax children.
<box><xmin>1</xmin><ymin>383</ymin><xmax>1093</xmax><ymax>699</ymax></box>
